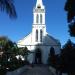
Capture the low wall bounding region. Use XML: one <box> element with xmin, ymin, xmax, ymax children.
<box><xmin>6</xmin><ymin>65</ymin><xmax>30</xmax><ymax>75</ymax></box>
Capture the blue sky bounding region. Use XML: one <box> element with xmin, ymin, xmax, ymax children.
<box><xmin>0</xmin><ymin>0</ymin><xmax>75</xmax><ymax>46</ymax></box>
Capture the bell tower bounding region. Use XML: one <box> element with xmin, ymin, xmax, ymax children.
<box><xmin>32</xmin><ymin>0</ymin><xmax>46</xmax><ymax>44</ymax></box>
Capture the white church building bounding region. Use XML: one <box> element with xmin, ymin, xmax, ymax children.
<box><xmin>17</xmin><ymin>0</ymin><xmax>61</xmax><ymax>64</ymax></box>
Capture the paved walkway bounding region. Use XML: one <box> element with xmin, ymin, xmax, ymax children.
<box><xmin>21</xmin><ymin>65</ymin><xmax>54</xmax><ymax>75</ymax></box>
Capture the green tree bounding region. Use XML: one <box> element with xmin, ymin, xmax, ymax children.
<box><xmin>0</xmin><ymin>36</ymin><xmax>20</xmax><ymax>74</ymax></box>
<box><xmin>18</xmin><ymin>47</ymin><xmax>30</xmax><ymax>64</ymax></box>
<box><xmin>23</xmin><ymin>47</ymin><xmax>29</xmax><ymax>61</ymax></box>
<box><xmin>65</xmin><ymin>0</ymin><xmax>75</xmax><ymax>36</ymax></box>
<box><xmin>0</xmin><ymin>0</ymin><xmax>17</xmax><ymax>18</ymax></box>
<box><xmin>60</xmin><ymin>39</ymin><xmax>75</xmax><ymax>74</ymax></box>
<box><xmin>69</xmin><ymin>22</ymin><xmax>75</xmax><ymax>36</ymax></box>
<box><xmin>0</xmin><ymin>36</ymin><xmax>14</xmax><ymax>74</ymax></box>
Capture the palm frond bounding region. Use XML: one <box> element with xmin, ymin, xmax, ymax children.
<box><xmin>0</xmin><ymin>0</ymin><xmax>17</xmax><ymax>18</ymax></box>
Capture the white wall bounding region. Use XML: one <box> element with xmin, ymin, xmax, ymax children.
<box><xmin>26</xmin><ymin>44</ymin><xmax>60</xmax><ymax>64</ymax></box>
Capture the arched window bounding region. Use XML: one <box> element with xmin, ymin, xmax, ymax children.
<box><xmin>40</xmin><ymin>30</ymin><xmax>43</xmax><ymax>42</ymax></box>
<box><xmin>40</xmin><ymin>14</ymin><xmax>42</xmax><ymax>24</ymax></box>
<box><xmin>36</xmin><ymin>14</ymin><xmax>39</xmax><ymax>23</ymax></box>
<box><xmin>36</xmin><ymin>30</ymin><xmax>38</xmax><ymax>42</ymax></box>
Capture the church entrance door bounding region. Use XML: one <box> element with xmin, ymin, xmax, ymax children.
<box><xmin>34</xmin><ymin>48</ymin><xmax>42</xmax><ymax>64</ymax></box>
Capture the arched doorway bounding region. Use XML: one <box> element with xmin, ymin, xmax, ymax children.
<box><xmin>34</xmin><ymin>48</ymin><xmax>42</xmax><ymax>64</ymax></box>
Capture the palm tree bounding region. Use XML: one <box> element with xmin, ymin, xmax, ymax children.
<box><xmin>0</xmin><ymin>0</ymin><xmax>17</xmax><ymax>18</ymax></box>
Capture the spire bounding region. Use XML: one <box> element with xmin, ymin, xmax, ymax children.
<box><xmin>36</xmin><ymin>0</ymin><xmax>44</xmax><ymax>9</ymax></box>
<box><xmin>36</xmin><ymin>0</ymin><xmax>43</xmax><ymax>6</ymax></box>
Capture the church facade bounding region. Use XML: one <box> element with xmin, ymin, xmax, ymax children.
<box><xmin>17</xmin><ymin>0</ymin><xmax>61</xmax><ymax>64</ymax></box>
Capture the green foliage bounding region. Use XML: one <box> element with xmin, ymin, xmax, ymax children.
<box><xmin>23</xmin><ymin>47</ymin><xmax>29</xmax><ymax>56</ymax></box>
<box><xmin>0</xmin><ymin>0</ymin><xmax>17</xmax><ymax>18</ymax></box>
<box><xmin>0</xmin><ymin>36</ymin><xmax>21</xmax><ymax>74</ymax></box>
<box><xmin>0</xmin><ymin>69</ymin><xmax>7</xmax><ymax>75</ymax></box>
<box><xmin>64</xmin><ymin>0</ymin><xmax>75</xmax><ymax>36</ymax></box>
<box><xmin>19</xmin><ymin>47</ymin><xmax>29</xmax><ymax>56</ymax></box>
<box><xmin>18</xmin><ymin>47</ymin><xmax>30</xmax><ymax>62</ymax></box>
<box><xmin>60</xmin><ymin>39</ymin><xmax>75</xmax><ymax>73</ymax></box>
<box><xmin>65</xmin><ymin>0</ymin><xmax>75</xmax><ymax>22</ymax></box>
<box><xmin>69</xmin><ymin>22</ymin><xmax>75</xmax><ymax>36</ymax></box>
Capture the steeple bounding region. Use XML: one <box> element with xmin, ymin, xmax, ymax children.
<box><xmin>36</xmin><ymin>0</ymin><xmax>44</xmax><ymax>9</ymax></box>
<box><xmin>36</xmin><ymin>0</ymin><xmax>43</xmax><ymax>6</ymax></box>
<box><xmin>33</xmin><ymin>0</ymin><xmax>45</xmax><ymax>25</ymax></box>
<box><xmin>32</xmin><ymin>0</ymin><xmax>46</xmax><ymax>43</ymax></box>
